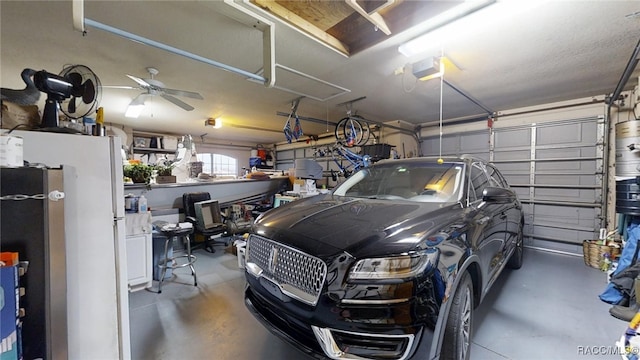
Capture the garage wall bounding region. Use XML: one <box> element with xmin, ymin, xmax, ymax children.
<box><xmin>421</xmin><ymin>97</ymin><xmax>608</xmax><ymax>254</ymax></box>
<box><xmin>274</xmin><ymin>123</ymin><xmax>419</xmax><ymax>188</ymax></box>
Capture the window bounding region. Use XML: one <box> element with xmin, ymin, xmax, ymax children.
<box><xmin>196</xmin><ymin>153</ymin><xmax>238</xmax><ymax>176</ymax></box>
<box><xmin>333</xmin><ymin>161</ymin><xmax>464</xmax><ymax>203</ymax></box>
<box><xmin>468</xmin><ymin>162</ymin><xmax>490</xmax><ymax>203</ymax></box>
<box><xmin>486</xmin><ymin>164</ymin><xmax>508</xmax><ymax>188</ymax></box>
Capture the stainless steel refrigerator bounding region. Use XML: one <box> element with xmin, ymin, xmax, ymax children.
<box><xmin>1</xmin><ymin>166</ymin><xmax>68</xmax><ymax>360</ymax></box>
<box><xmin>12</xmin><ymin>130</ymin><xmax>130</xmax><ymax>360</ymax></box>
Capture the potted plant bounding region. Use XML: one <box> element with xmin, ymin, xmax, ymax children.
<box><xmin>123</xmin><ymin>163</ymin><xmax>154</xmax><ymax>185</ymax></box>
<box><xmin>154</xmin><ymin>164</ymin><xmax>176</xmax><ymax>184</ymax></box>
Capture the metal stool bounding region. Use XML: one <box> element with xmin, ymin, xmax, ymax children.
<box><xmin>157</xmin><ymin>225</ymin><xmax>197</xmax><ymax>293</ymax></box>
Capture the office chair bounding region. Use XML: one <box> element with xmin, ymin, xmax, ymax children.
<box><xmin>182</xmin><ymin>192</ymin><xmax>229</xmax><ymax>253</ymax></box>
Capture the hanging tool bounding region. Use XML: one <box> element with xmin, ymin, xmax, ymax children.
<box><xmin>293</xmin><ymin>114</ymin><xmax>303</xmax><ymax>140</ymax></box>
<box><xmin>283</xmin><ymin>97</ymin><xmax>303</xmax><ymax>143</ymax></box>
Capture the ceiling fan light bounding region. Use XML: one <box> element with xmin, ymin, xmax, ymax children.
<box><xmin>125</xmin><ymin>104</ymin><xmax>144</xmax><ymax>118</ymax></box>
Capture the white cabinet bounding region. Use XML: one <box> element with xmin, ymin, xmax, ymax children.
<box><xmin>125</xmin><ymin>212</ymin><xmax>152</xmax><ymax>291</ymax></box>
<box><xmin>126</xmin><ymin>233</ymin><xmax>152</xmax><ymax>291</ymax></box>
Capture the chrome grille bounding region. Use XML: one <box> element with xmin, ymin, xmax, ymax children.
<box><xmin>247</xmin><ymin>234</ymin><xmax>327</xmax><ymax>305</ymax></box>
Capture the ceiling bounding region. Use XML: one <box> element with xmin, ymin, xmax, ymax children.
<box><xmin>1</xmin><ymin>1</ymin><xmax>639</xmax><ymax>146</ymax></box>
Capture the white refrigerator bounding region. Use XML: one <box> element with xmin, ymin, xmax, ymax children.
<box><xmin>14</xmin><ymin>130</ymin><xmax>130</xmax><ymax>360</ymax></box>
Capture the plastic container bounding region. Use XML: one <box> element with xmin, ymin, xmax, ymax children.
<box><xmin>125</xmin><ymin>195</ymin><xmax>139</xmax><ymax>213</ymax></box>
<box><xmin>138</xmin><ymin>195</ymin><xmax>148</xmax><ymax>213</ymax></box>
<box><xmin>237</xmin><ymin>246</ymin><xmax>246</xmax><ymax>268</ymax></box>
<box><xmin>616</xmin><ymin>178</ymin><xmax>640</xmax><ymax>215</ymax></box>
<box><xmin>234</xmin><ymin>240</ymin><xmax>247</xmax><ymax>268</ymax></box>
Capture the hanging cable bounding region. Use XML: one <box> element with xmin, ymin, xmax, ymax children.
<box><xmin>326</xmin><ymin>103</ymin><xmax>329</xmax><ymax>133</ymax></box>
<box><xmin>438</xmin><ymin>48</ymin><xmax>444</xmax><ymax>164</ymax></box>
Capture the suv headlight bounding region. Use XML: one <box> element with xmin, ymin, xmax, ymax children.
<box><xmin>348</xmin><ymin>248</ymin><xmax>439</xmax><ymax>281</ymax></box>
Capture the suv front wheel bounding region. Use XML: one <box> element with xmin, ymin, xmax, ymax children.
<box><xmin>442</xmin><ymin>272</ymin><xmax>473</xmax><ymax>360</ymax></box>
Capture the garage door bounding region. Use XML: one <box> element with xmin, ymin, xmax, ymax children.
<box><xmin>422</xmin><ymin>112</ymin><xmax>606</xmax><ymax>253</ymax></box>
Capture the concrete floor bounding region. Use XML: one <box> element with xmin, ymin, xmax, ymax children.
<box><xmin>129</xmin><ymin>247</ymin><xmax>626</xmax><ymax>360</ymax></box>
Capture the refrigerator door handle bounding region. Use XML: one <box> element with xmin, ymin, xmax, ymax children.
<box><xmin>109</xmin><ymin>136</ymin><xmax>126</xmax><ymax>219</ymax></box>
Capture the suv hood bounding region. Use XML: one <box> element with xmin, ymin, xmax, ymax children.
<box><xmin>254</xmin><ymin>194</ymin><xmax>462</xmax><ymax>258</ymax></box>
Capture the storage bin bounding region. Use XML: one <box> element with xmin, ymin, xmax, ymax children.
<box><xmin>162</xmin><ymin>136</ymin><xmax>178</xmax><ymax>150</ymax></box>
<box><xmin>582</xmin><ymin>240</ymin><xmax>621</xmax><ymax>270</ymax></box>
<box><xmin>249</xmin><ymin>157</ymin><xmax>262</xmax><ymax>167</ymax></box>
<box><xmin>274</xmin><ymin>194</ymin><xmax>297</xmax><ymax>207</ymax></box>
<box><xmin>152</xmin><ymin>234</ymin><xmax>173</xmax><ymax>280</ymax></box>
<box><xmin>616</xmin><ymin>178</ymin><xmax>640</xmax><ymax>216</ymax></box>
<box><xmin>361</xmin><ymin>144</ymin><xmax>394</xmax><ymax>162</ymax></box>
<box><xmin>133</xmin><ymin>137</ymin><xmax>150</xmax><ymax>148</ymax></box>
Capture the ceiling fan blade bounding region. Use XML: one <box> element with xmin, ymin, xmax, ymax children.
<box><xmin>161</xmin><ymin>94</ymin><xmax>194</xmax><ymax>111</ymax></box>
<box><xmin>163</xmin><ymin>88</ymin><xmax>204</xmax><ymax>100</ymax></box>
<box><xmin>126</xmin><ymin>75</ymin><xmax>150</xmax><ymax>87</ymax></box>
<box><xmin>103</xmin><ymin>85</ymin><xmax>138</xmax><ymax>90</ymax></box>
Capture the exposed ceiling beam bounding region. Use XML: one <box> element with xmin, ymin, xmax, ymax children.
<box><xmin>251</xmin><ymin>0</ymin><xmax>350</xmax><ymax>56</ymax></box>
<box><xmin>345</xmin><ymin>0</ymin><xmax>392</xmax><ymax>35</ymax></box>
<box><xmin>356</xmin><ymin>0</ymin><xmax>395</xmax><ymax>14</ymax></box>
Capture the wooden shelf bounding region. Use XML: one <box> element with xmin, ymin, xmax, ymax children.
<box><xmin>132</xmin><ymin>147</ymin><xmax>175</xmax><ymax>154</ymax></box>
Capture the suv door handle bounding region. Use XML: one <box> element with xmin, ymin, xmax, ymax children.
<box><xmin>476</xmin><ymin>216</ymin><xmax>491</xmax><ymax>225</ymax></box>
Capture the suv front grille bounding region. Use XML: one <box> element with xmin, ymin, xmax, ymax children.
<box><xmin>246</xmin><ymin>234</ymin><xmax>327</xmax><ymax>306</ymax></box>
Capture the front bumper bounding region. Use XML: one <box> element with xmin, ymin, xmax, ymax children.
<box><xmin>244</xmin><ymin>280</ymin><xmax>435</xmax><ymax>360</ymax></box>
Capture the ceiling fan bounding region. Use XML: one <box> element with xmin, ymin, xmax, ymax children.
<box><xmin>114</xmin><ymin>67</ymin><xmax>203</xmax><ymax>118</ymax></box>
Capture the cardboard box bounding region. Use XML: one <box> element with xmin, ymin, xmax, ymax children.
<box><xmin>0</xmin><ymin>102</ymin><xmax>40</xmax><ymax>130</ymax></box>
<box><xmin>292</xmin><ymin>179</ymin><xmax>305</xmax><ymax>193</ymax></box>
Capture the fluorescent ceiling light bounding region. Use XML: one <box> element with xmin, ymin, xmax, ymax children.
<box><xmin>125</xmin><ymin>104</ymin><xmax>144</xmax><ymax>118</ymax></box>
<box><xmin>398</xmin><ymin>0</ymin><xmax>496</xmax><ymax>57</ymax></box>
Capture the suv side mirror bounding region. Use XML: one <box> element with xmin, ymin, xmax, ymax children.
<box><xmin>482</xmin><ymin>187</ymin><xmax>516</xmax><ymax>204</ymax></box>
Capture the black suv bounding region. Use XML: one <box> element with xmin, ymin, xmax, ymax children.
<box><xmin>244</xmin><ymin>156</ymin><xmax>524</xmax><ymax>360</ymax></box>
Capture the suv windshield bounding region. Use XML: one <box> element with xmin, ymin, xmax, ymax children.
<box><xmin>333</xmin><ymin>161</ymin><xmax>464</xmax><ymax>203</ymax></box>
